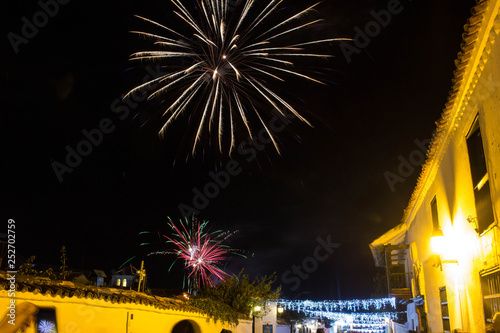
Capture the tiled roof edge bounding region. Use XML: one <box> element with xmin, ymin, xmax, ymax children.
<box><xmin>0</xmin><ymin>278</ymin><xmax>202</xmax><ymax>314</ymax></box>
<box><xmin>401</xmin><ymin>0</ymin><xmax>494</xmax><ymax>224</ymax></box>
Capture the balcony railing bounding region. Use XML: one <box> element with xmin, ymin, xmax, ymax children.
<box><xmin>384</xmin><ymin>244</ymin><xmax>412</xmax><ymax>300</ymax></box>
<box><xmin>389</xmin><ymin>272</ymin><xmax>412</xmax><ymax>300</ymax></box>
<box><xmin>390</xmin><ymin>272</ymin><xmax>412</xmax><ymax>289</ymax></box>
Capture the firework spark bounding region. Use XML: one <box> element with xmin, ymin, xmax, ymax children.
<box><xmin>128</xmin><ymin>0</ymin><xmax>346</xmax><ymax>156</ymax></box>
<box><xmin>162</xmin><ymin>216</ymin><xmax>243</xmax><ymax>288</ymax></box>
<box><xmin>38</xmin><ymin>320</ymin><xmax>56</xmax><ymax>333</ymax></box>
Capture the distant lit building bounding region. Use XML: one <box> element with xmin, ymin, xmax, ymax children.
<box><xmin>110</xmin><ymin>264</ymin><xmax>138</xmax><ymax>289</ymax></box>
<box><xmin>93</xmin><ymin>269</ymin><xmax>107</xmax><ymax>287</ymax></box>
<box><xmin>370</xmin><ymin>1</ymin><xmax>500</xmax><ymax>332</ymax></box>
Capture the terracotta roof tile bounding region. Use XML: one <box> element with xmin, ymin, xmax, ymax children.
<box><xmin>473</xmin><ymin>1</ymin><xmax>489</xmax><ymax>14</ymax></box>
<box><xmin>0</xmin><ymin>278</ymin><xmax>202</xmax><ymax>313</ymax></box>
<box><xmin>401</xmin><ymin>0</ymin><xmax>494</xmax><ymax>223</ymax></box>
<box><xmin>463</xmin><ymin>31</ymin><xmax>479</xmax><ymax>45</ymax></box>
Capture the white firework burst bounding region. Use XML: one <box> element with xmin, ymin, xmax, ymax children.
<box><xmin>38</xmin><ymin>320</ymin><xmax>56</xmax><ymax>333</ymax></box>
<box><xmin>127</xmin><ymin>0</ymin><xmax>346</xmax><ymax>156</ymax></box>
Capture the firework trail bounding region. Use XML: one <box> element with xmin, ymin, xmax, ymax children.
<box><xmin>127</xmin><ymin>0</ymin><xmax>346</xmax><ymax>156</ymax></box>
<box><xmin>164</xmin><ymin>218</ymin><xmax>227</xmax><ymax>288</ymax></box>
<box><xmin>138</xmin><ymin>216</ymin><xmax>245</xmax><ymax>289</ymax></box>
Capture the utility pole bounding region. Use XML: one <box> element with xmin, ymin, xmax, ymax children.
<box><xmin>137</xmin><ymin>261</ymin><xmax>146</xmax><ymax>292</ymax></box>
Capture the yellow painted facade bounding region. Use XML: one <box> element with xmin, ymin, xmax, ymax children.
<box><xmin>371</xmin><ymin>0</ymin><xmax>500</xmax><ymax>332</ymax></box>
<box><xmin>0</xmin><ymin>288</ymin><xmax>255</xmax><ymax>333</ymax></box>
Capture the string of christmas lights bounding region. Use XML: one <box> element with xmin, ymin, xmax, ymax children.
<box><xmin>337</xmin><ymin>321</ymin><xmax>387</xmax><ymax>333</ymax></box>
<box><xmin>303</xmin><ymin>310</ymin><xmax>398</xmax><ymax>322</ymax></box>
<box><xmin>278</xmin><ymin>297</ymin><xmax>397</xmax><ymax>313</ymax></box>
<box><xmin>277</xmin><ymin>298</ymin><xmax>402</xmax><ymax>331</ymax></box>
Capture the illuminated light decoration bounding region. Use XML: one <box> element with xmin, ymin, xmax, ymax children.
<box><xmin>38</xmin><ymin>320</ymin><xmax>56</xmax><ymax>333</ymax></box>
<box><xmin>278</xmin><ymin>298</ymin><xmax>402</xmax><ymax>332</ymax></box>
<box><xmin>278</xmin><ymin>297</ymin><xmax>396</xmax><ymax>313</ymax></box>
<box><xmin>127</xmin><ymin>0</ymin><xmax>349</xmax><ymax>156</ymax></box>
<box><xmin>303</xmin><ymin>310</ymin><xmax>399</xmax><ymax>322</ymax></box>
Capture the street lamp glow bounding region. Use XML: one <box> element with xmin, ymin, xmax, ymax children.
<box><xmin>431</xmin><ymin>228</ymin><xmax>446</xmax><ymax>255</ymax></box>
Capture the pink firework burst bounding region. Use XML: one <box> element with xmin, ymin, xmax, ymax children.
<box><xmin>164</xmin><ymin>217</ymin><xmax>232</xmax><ymax>288</ymax></box>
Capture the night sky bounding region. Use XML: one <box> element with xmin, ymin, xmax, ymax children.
<box><xmin>4</xmin><ymin>0</ymin><xmax>476</xmax><ymax>300</ymax></box>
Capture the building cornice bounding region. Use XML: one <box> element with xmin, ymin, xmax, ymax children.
<box><xmin>0</xmin><ymin>278</ymin><xmax>200</xmax><ymax>313</ymax></box>
<box><xmin>401</xmin><ymin>0</ymin><xmax>500</xmax><ymax>225</ymax></box>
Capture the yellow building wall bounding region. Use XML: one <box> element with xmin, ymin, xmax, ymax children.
<box><xmin>479</xmin><ymin>20</ymin><xmax>500</xmax><ymax>228</ymax></box>
<box><xmin>0</xmin><ymin>289</ymin><xmax>249</xmax><ymax>333</ymax></box>
<box><xmin>402</xmin><ymin>4</ymin><xmax>500</xmax><ymax>332</ymax></box>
